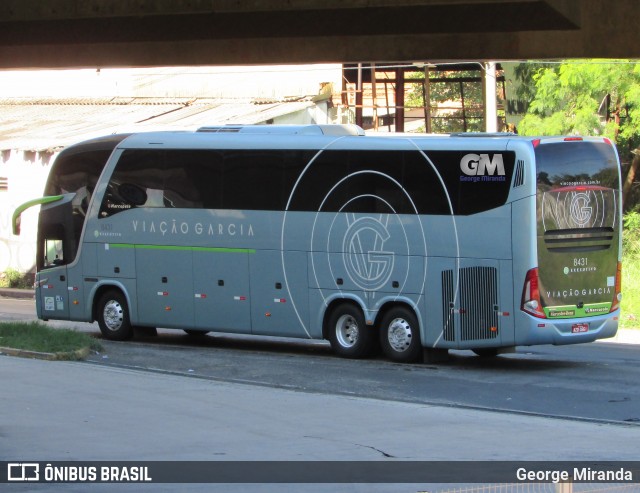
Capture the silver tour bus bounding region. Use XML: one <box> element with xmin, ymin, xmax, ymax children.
<box><xmin>14</xmin><ymin>125</ymin><xmax>623</xmax><ymax>362</ymax></box>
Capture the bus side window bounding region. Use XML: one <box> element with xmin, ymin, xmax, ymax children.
<box><xmin>44</xmin><ymin>238</ymin><xmax>64</xmax><ymax>267</ymax></box>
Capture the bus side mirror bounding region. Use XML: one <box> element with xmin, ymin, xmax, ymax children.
<box><xmin>12</xmin><ymin>214</ymin><xmax>21</xmax><ymax>236</ymax></box>
<box><xmin>12</xmin><ymin>195</ymin><xmax>65</xmax><ymax>236</ymax></box>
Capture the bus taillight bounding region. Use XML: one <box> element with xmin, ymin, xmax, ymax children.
<box><xmin>610</xmin><ymin>261</ymin><xmax>622</xmax><ymax>312</ymax></box>
<box><xmin>521</xmin><ymin>268</ymin><xmax>546</xmax><ymax>318</ymax></box>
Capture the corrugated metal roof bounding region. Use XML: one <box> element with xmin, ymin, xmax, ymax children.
<box><xmin>0</xmin><ymin>97</ymin><xmax>317</xmax><ymax>151</ymax></box>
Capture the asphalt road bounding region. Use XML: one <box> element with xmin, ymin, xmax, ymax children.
<box><xmin>2</xmin><ymin>295</ymin><xmax>640</xmax><ymax>493</ymax></box>
<box><xmin>2</xmin><ymin>296</ymin><xmax>639</xmax><ymax>425</ymax></box>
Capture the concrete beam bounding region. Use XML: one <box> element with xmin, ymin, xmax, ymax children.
<box><xmin>0</xmin><ymin>0</ymin><xmax>563</xmax><ymax>20</ymax></box>
<box><xmin>0</xmin><ymin>0</ymin><xmax>637</xmax><ymax>69</ymax></box>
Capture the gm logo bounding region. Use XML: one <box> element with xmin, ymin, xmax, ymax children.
<box><xmin>460</xmin><ymin>153</ymin><xmax>505</xmax><ymax>176</ymax></box>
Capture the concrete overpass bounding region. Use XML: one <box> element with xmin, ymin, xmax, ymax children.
<box><xmin>0</xmin><ymin>0</ymin><xmax>638</xmax><ymax>69</ymax></box>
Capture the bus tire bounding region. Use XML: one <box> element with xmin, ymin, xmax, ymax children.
<box><xmin>97</xmin><ymin>290</ymin><xmax>134</xmax><ymax>341</ymax></box>
<box><xmin>379</xmin><ymin>307</ymin><xmax>422</xmax><ymax>363</ymax></box>
<box><xmin>327</xmin><ymin>304</ymin><xmax>374</xmax><ymax>359</ymax></box>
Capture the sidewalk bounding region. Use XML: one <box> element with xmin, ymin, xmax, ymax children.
<box><xmin>600</xmin><ymin>326</ymin><xmax>640</xmax><ymax>344</ymax></box>
<box><xmin>0</xmin><ymin>286</ymin><xmax>34</xmax><ymax>299</ymax></box>
<box><xmin>3</xmin><ymin>355</ymin><xmax>640</xmax><ymax>461</ymax></box>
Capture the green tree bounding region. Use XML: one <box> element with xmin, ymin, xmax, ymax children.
<box><xmin>516</xmin><ymin>60</ymin><xmax>640</xmax><ymax>208</ymax></box>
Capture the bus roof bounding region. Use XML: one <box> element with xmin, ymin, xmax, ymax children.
<box><xmin>57</xmin><ymin>133</ymin><xmax>132</xmax><ymax>156</ymax></box>
<box><xmin>196</xmin><ymin>124</ymin><xmax>365</xmax><ymax>136</ymax></box>
<box><xmin>103</xmin><ymin>125</ymin><xmax>614</xmax><ymax>152</ymax></box>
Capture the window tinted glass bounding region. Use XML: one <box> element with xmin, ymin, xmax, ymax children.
<box><xmin>223</xmin><ymin>150</ymin><xmax>307</xmax><ymax>211</ymax></box>
<box><xmin>288</xmin><ymin>150</ymin><xmax>452</xmax><ymax>214</ymax></box>
<box><xmin>535</xmin><ymin>141</ymin><xmax>619</xmax><ymax>191</ymax></box>
<box><xmin>287</xmin><ymin>150</ymin><xmax>349</xmax><ymax>212</ymax></box>
<box><xmin>402</xmin><ymin>151</ymin><xmax>451</xmax><ymax>215</ymax></box>
<box><xmin>100</xmin><ymin>149</ymin><xmax>312</xmax><ymax>216</ymax></box>
<box><xmin>100</xmin><ymin>148</ymin><xmax>513</xmax><ymax>217</ymax></box>
<box><xmin>426</xmin><ymin>150</ymin><xmax>515</xmax><ymax>215</ymax></box>
<box><xmin>100</xmin><ymin>150</ymin><xmax>163</xmax><ymax>217</ymax></box>
<box><xmin>46</xmin><ymin>149</ymin><xmax>112</xmax><ymax>218</ymax></box>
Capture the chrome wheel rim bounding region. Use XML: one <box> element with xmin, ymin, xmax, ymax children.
<box><xmin>387</xmin><ymin>317</ymin><xmax>412</xmax><ymax>352</ymax></box>
<box><xmin>335</xmin><ymin>314</ymin><xmax>359</xmax><ymax>348</ymax></box>
<box><xmin>103</xmin><ymin>299</ymin><xmax>124</xmax><ymax>331</ymax></box>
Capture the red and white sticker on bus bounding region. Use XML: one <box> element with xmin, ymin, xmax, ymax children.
<box><xmin>571</xmin><ymin>323</ymin><xmax>589</xmax><ymax>333</ymax></box>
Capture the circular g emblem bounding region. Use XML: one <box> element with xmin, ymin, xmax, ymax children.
<box><xmin>342</xmin><ymin>216</ymin><xmax>394</xmax><ymax>291</ymax></box>
<box><xmin>570</xmin><ymin>192</ymin><xmax>592</xmax><ymax>226</ymax></box>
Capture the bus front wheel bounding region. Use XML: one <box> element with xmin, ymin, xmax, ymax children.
<box><xmin>97</xmin><ymin>290</ymin><xmax>134</xmax><ymax>341</ymax></box>
<box><xmin>328</xmin><ymin>304</ymin><xmax>374</xmax><ymax>359</ymax></box>
<box><xmin>379</xmin><ymin>307</ymin><xmax>422</xmax><ymax>363</ymax></box>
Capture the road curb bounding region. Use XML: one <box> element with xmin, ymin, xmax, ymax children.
<box><xmin>0</xmin><ymin>346</ymin><xmax>90</xmax><ymax>361</ymax></box>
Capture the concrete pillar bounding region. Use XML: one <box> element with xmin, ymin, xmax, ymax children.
<box><xmin>395</xmin><ymin>68</ymin><xmax>405</xmax><ymax>132</ymax></box>
<box><xmin>484</xmin><ymin>61</ymin><xmax>498</xmax><ymax>132</ymax></box>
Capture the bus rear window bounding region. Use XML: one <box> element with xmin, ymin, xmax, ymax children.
<box><xmin>535</xmin><ymin>141</ymin><xmax>620</xmax><ymax>233</ymax></box>
<box><xmin>535</xmin><ymin>141</ymin><xmax>619</xmax><ymax>192</ymax></box>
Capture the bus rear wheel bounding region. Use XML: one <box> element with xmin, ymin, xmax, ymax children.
<box><xmin>97</xmin><ymin>290</ymin><xmax>134</xmax><ymax>341</ymax></box>
<box><xmin>379</xmin><ymin>307</ymin><xmax>422</xmax><ymax>363</ymax></box>
<box><xmin>328</xmin><ymin>304</ymin><xmax>374</xmax><ymax>359</ymax></box>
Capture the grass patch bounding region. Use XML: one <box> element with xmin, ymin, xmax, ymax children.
<box><xmin>621</xmin><ymin>257</ymin><xmax>640</xmax><ymax>328</ymax></box>
<box><xmin>0</xmin><ymin>321</ymin><xmax>102</xmax><ymax>357</ymax></box>
<box><xmin>621</xmin><ymin>210</ymin><xmax>640</xmax><ymax>329</ymax></box>
<box><xmin>0</xmin><ymin>268</ymin><xmax>33</xmax><ymax>289</ymax></box>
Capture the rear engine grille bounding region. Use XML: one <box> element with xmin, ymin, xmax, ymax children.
<box><xmin>441</xmin><ymin>270</ymin><xmax>455</xmax><ymax>342</ymax></box>
<box><xmin>441</xmin><ymin>266</ymin><xmax>499</xmax><ymax>342</ymax></box>
<box><xmin>459</xmin><ymin>267</ymin><xmax>499</xmax><ymax>341</ymax></box>
<box><xmin>543</xmin><ymin>227</ymin><xmax>614</xmax><ymax>252</ymax></box>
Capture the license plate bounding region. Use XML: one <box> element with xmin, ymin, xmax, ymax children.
<box><xmin>572</xmin><ymin>323</ymin><xmax>589</xmax><ymax>333</ymax></box>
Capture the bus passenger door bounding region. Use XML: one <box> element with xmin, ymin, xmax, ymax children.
<box><xmin>33</xmin><ymin>194</ymin><xmax>79</xmax><ymax>321</ymax></box>
<box><xmin>36</xmin><ymin>238</ymin><xmax>69</xmax><ymax>320</ymax></box>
